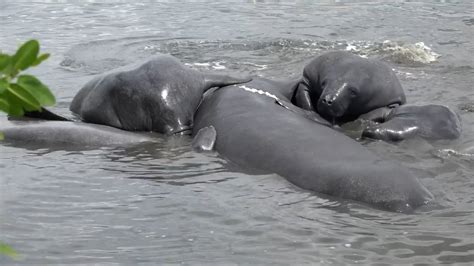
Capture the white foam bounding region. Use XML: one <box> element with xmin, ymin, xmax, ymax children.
<box><xmin>380</xmin><ymin>40</ymin><xmax>440</xmax><ymax>64</ymax></box>
<box><xmin>338</xmin><ymin>39</ymin><xmax>440</xmax><ymax>64</ymax></box>
<box><xmin>193</xmin><ymin>62</ymin><xmax>211</xmax><ymax>67</ymax></box>
<box><xmin>186</xmin><ymin>61</ymin><xmax>227</xmax><ymax>70</ymax></box>
<box><xmin>212</xmin><ymin>61</ymin><xmax>226</xmax><ymax>70</ymax></box>
<box><xmin>437</xmin><ymin>149</ymin><xmax>474</xmax><ymax>158</ymax></box>
<box><xmin>243</xmin><ymin>62</ymin><xmax>268</xmax><ymax>70</ymax></box>
<box><xmin>345</xmin><ymin>43</ymin><xmax>358</xmax><ymax>52</ymax></box>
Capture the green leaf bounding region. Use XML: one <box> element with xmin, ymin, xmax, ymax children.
<box><xmin>0</xmin><ymin>54</ymin><xmax>11</xmax><ymax>72</ymax></box>
<box><xmin>0</xmin><ymin>78</ymin><xmax>8</xmax><ymax>93</ymax></box>
<box><xmin>0</xmin><ymin>97</ymin><xmax>10</xmax><ymax>113</ymax></box>
<box><xmin>0</xmin><ymin>242</ymin><xmax>18</xmax><ymax>259</ymax></box>
<box><xmin>31</xmin><ymin>53</ymin><xmax>50</xmax><ymax>67</ymax></box>
<box><xmin>12</xmin><ymin>40</ymin><xmax>39</xmax><ymax>71</ymax></box>
<box><xmin>2</xmin><ymin>91</ymin><xmax>24</xmax><ymax>116</ymax></box>
<box><xmin>0</xmin><ymin>132</ymin><xmax>4</xmax><ymax>141</ymax></box>
<box><xmin>17</xmin><ymin>75</ymin><xmax>55</xmax><ymax>106</ymax></box>
<box><xmin>7</xmin><ymin>83</ymin><xmax>41</xmax><ymax>111</ymax></box>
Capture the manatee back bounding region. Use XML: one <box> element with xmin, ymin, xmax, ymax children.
<box><xmin>194</xmin><ymin>79</ymin><xmax>433</xmax><ymax>212</ymax></box>
<box><xmin>390</xmin><ymin>104</ymin><xmax>462</xmax><ymax>139</ymax></box>
<box><xmin>0</xmin><ymin>120</ymin><xmax>153</xmax><ymax>147</ymax></box>
<box><xmin>70</xmin><ymin>55</ymin><xmax>205</xmax><ymax>133</ymax></box>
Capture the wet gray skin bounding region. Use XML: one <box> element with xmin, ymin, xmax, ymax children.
<box><xmin>70</xmin><ymin>54</ymin><xmax>251</xmax><ymax>134</ymax></box>
<box><xmin>295</xmin><ymin>51</ymin><xmax>406</xmax><ymax>123</ymax></box>
<box><xmin>2</xmin><ymin>1</ymin><xmax>473</xmax><ymax>264</ymax></box>
<box><xmin>0</xmin><ymin>120</ymin><xmax>155</xmax><ymax>147</ymax></box>
<box><xmin>193</xmin><ymin>77</ymin><xmax>433</xmax><ymax>213</ymax></box>
<box><xmin>361</xmin><ymin>104</ymin><xmax>462</xmax><ymax>141</ymax></box>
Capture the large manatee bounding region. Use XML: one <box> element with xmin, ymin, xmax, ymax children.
<box><xmin>193</xmin><ymin>77</ymin><xmax>433</xmax><ymax>213</ymax></box>
<box><xmin>70</xmin><ymin>54</ymin><xmax>251</xmax><ymax>134</ymax></box>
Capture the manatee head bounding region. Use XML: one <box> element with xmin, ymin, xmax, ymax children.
<box><xmin>303</xmin><ymin>51</ymin><xmax>406</xmax><ymax>123</ymax></box>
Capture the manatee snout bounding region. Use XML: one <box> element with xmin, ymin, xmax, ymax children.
<box><xmin>317</xmin><ymin>92</ymin><xmax>349</xmax><ymax>119</ymax></box>
<box><xmin>321</xmin><ymin>94</ymin><xmax>336</xmax><ymax>106</ymax></box>
<box><xmin>316</xmin><ymin>81</ymin><xmax>357</xmax><ymax>120</ymax></box>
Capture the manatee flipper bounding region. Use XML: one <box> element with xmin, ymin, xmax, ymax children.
<box><xmin>22</xmin><ymin>108</ymin><xmax>71</xmax><ymax>121</ymax></box>
<box><xmin>192</xmin><ymin>126</ymin><xmax>217</xmax><ymax>152</ymax></box>
<box><xmin>362</xmin><ymin>120</ymin><xmax>419</xmax><ymax>142</ymax></box>
<box><xmin>293</xmin><ymin>82</ymin><xmax>314</xmax><ymax>111</ymax></box>
<box><xmin>203</xmin><ymin>74</ymin><xmax>252</xmax><ymax>91</ymax></box>
<box><xmin>363</xmin><ymin>104</ymin><xmax>462</xmax><ymax>141</ymax></box>
<box><xmin>358</xmin><ymin>106</ymin><xmax>394</xmax><ymax>123</ymax></box>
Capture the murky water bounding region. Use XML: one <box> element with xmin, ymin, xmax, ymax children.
<box><xmin>1</xmin><ymin>0</ymin><xmax>473</xmax><ymax>264</ymax></box>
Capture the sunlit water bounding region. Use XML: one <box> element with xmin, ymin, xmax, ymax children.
<box><xmin>1</xmin><ymin>1</ymin><xmax>473</xmax><ymax>264</ymax></box>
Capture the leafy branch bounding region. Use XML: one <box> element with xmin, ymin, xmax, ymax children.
<box><xmin>0</xmin><ymin>40</ymin><xmax>55</xmax><ymax>116</ymax></box>
<box><xmin>0</xmin><ymin>242</ymin><xmax>18</xmax><ymax>259</ymax></box>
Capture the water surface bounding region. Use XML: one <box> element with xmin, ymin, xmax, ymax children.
<box><xmin>1</xmin><ymin>0</ymin><xmax>473</xmax><ymax>264</ymax></box>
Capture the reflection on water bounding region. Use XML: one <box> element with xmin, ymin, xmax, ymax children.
<box><xmin>1</xmin><ymin>0</ymin><xmax>473</xmax><ymax>264</ymax></box>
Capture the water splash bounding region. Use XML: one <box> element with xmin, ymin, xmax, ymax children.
<box><xmin>435</xmin><ymin>149</ymin><xmax>474</xmax><ymax>162</ymax></box>
<box><xmin>458</xmin><ymin>102</ymin><xmax>474</xmax><ymax>113</ymax></box>
<box><xmin>376</xmin><ymin>40</ymin><xmax>440</xmax><ymax>65</ymax></box>
<box><xmin>185</xmin><ymin>61</ymin><xmax>227</xmax><ymax>70</ymax></box>
<box><xmin>343</xmin><ymin>40</ymin><xmax>440</xmax><ymax>65</ymax></box>
<box><xmin>59</xmin><ymin>37</ymin><xmax>441</xmax><ymax>75</ymax></box>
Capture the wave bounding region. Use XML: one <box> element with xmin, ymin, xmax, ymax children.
<box><xmin>370</xmin><ymin>40</ymin><xmax>440</xmax><ymax>65</ymax></box>
<box><xmin>436</xmin><ymin>148</ymin><xmax>474</xmax><ymax>160</ymax></box>
<box><xmin>458</xmin><ymin>102</ymin><xmax>474</xmax><ymax>113</ymax></box>
<box><xmin>59</xmin><ymin>37</ymin><xmax>441</xmax><ymax>74</ymax></box>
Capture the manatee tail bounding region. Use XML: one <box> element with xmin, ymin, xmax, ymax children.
<box><xmin>202</xmin><ymin>73</ymin><xmax>252</xmax><ymax>91</ymax></box>
<box><xmin>23</xmin><ymin>108</ymin><xmax>71</xmax><ymax>121</ymax></box>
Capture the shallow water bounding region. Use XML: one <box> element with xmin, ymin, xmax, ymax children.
<box><xmin>1</xmin><ymin>0</ymin><xmax>473</xmax><ymax>264</ymax></box>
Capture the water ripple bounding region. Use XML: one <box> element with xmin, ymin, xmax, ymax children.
<box><xmin>1</xmin><ymin>1</ymin><xmax>473</xmax><ymax>265</ymax></box>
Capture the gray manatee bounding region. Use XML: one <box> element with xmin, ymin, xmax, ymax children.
<box><xmin>295</xmin><ymin>51</ymin><xmax>406</xmax><ymax>123</ymax></box>
<box><xmin>0</xmin><ymin>120</ymin><xmax>154</xmax><ymax>147</ymax></box>
<box><xmin>361</xmin><ymin>104</ymin><xmax>462</xmax><ymax>141</ymax></box>
<box><xmin>193</xmin><ymin>77</ymin><xmax>433</xmax><ymax>213</ymax></box>
<box><xmin>70</xmin><ymin>54</ymin><xmax>251</xmax><ymax>134</ymax></box>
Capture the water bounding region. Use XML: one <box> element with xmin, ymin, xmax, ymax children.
<box><xmin>1</xmin><ymin>0</ymin><xmax>473</xmax><ymax>264</ymax></box>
